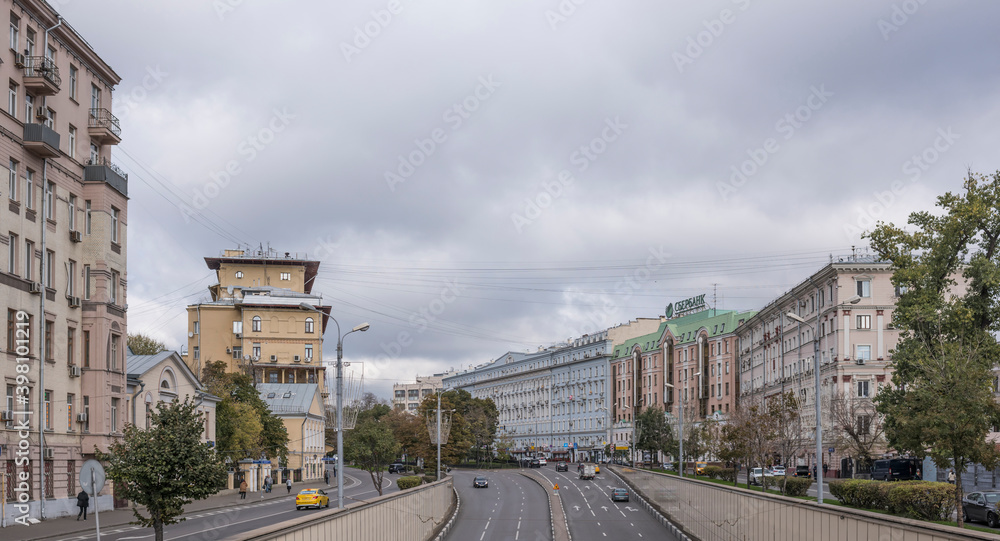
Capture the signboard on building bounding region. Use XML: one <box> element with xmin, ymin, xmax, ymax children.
<box><xmin>665</xmin><ymin>294</ymin><xmax>707</xmax><ymax>319</ymax></box>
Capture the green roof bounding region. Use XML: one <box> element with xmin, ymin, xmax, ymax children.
<box><xmin>611</xmin><ymin>309</ymin><xmax>756</xmax><ymax>359</ymax></box>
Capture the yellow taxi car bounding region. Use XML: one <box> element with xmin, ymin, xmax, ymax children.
<box><xmin>595</xmin><ymin>465</ymin><xmax>600</xmax><ymax>474</ymax></box>
<box><xmin>295</xmin><ymin>488</ymin><xmax>330</xmax><ymax>510</ymax></box>
<box><xmin>695</xmin><ymin>462</ymin><xmax>708</xmax><ymax>475</ymax></box>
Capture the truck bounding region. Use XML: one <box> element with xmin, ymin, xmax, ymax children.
<box><xmin>579</xmin><ymin>464</ymin><xmax>596</xmax><ymax>480</ymax></box>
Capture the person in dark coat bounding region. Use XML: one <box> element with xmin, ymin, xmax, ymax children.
<box><xmin>324</xmin><ymin>470</ymin><xmax>329</xmax><ymax>485</ymax></box>
<box><xmin>76</xmin><ymin>490</ymin><xmax>90</xmax><ymax>520</ymax></box>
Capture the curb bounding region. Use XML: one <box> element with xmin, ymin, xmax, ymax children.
<box><xmin>433</xmin><ymin>485</ymin><xmax>461</xmax><ymax>541</ymax></box>
<box><xmin>518</xmin><ymin>470</ymin><xmax>569</xmax><ymax>541</ymax></box>
<box><xmin>606</xmin><ymin>468</ymin><xmax>691</xmax><ymax>541</ymax></box>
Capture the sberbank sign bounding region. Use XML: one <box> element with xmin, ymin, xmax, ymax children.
<box><xmin>665</xmin><ymin>294</ymin><xmax>707</xmax><ymax>319</ymax></box>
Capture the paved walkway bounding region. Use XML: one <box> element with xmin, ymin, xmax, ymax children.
<box><xmin>4</xmin><ymin>476</ymin><xmax>352</xmax><ymax>541</ymax></box>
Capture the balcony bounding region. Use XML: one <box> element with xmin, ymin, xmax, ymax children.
<box><xmin>84</xmin><ymin>157</ymin><xmax>128</xmax><ymax>197</ymax></box>
<box><xmin>23</xmin><ymin>123</ymin><xmax>60</xmax><ymax>157</ymax></box>
<box><xmin>22</xmin><ymin>56</ymin><xmax>61</xmax><ymax>96</ymax></box>
<box><xmin>88</xmin><ymin>108</ymin><xmax>121</xmax><ymax>145</ymax></box>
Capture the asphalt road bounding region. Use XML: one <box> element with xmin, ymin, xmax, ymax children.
<box><xmin>446</xmin><ymin>469</ymin><xmax>552</xmax><ymax>541</ymax></box>
<box><xmin>48</xmin><ymin>466</ymin><xmax>399</xmax><ymax>541</ymax></box>
<box><xmin>543</xmin><ymin>467</ymin><xmax>681</xmax><ymax>541</ymax></box>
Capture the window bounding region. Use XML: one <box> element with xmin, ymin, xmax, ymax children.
<box><xmin>44</xmin><ymin>390</ymin><xmax>51</xmax><ymax>430</ymax></box>
<box><xmin>111</xmin><ymin>207</ymin><xmax>119</xmax><ymax>243</ymax></box>
<box><xmin>83</xmin><ymin>265</ymin><xmax>91</xmax><ymax>299</ymax></box>
<box><xmin>287</xmin><ymin>373</ymin><xmax>295</xmax><ymax>384</ymax></box>
<box><xmin>67</xmin><ymin>394</ymin><xmax>74</xmax><ymax>432</ymax></box>
<box><xmin>85</xmin><ymin>201</ymin><xmax>91</xmax><ymax>234</ymax></box>
<box><xmin>7</xmin><ymin>80</ymin><xmax>15</xmax><ymax>116</ymax></box>
<box><xmin>6</xmin><ymin>309</ymin><xmax>15</xmax><ymax>351</ymax></box>
<box><xmin>857</xmin><ymin>380</ymin><xmax>870</xmax><ymax>398</ymax></box>
<box><xmin>69</xmin><ymin>65</ymin><xmax>77</xmax><ymax>100</ymax></box>
<box><xmin>44</xmin><ymin>321</ymin><xmax>52</xmax><ymax>360</ymax></box>
<box><xmin>23</xmin><ymin>240</ymin><xmax>31</xmax><ymax>279</ymax></box>
<box><xmin>24</xmin><ymin>169</ymin><xmax>32</xmax><ymax>209</ymax></box>
<box><xmin>280</xmin><ymin>272</ymin><xmax>291</xmax><ymax>281</ymax></box>
<box><xmin>23</xmin><ymin>92</ymin><xmax>31</xmax><ymax>124</ymax></box>
<box><xmin>252</xmin><ymin>343</ymin><xmax>261</xmax><ymax>358</ymax></box>
<box><xmin>857</xmin><ymin>315</ymin><xmax>871</xmax><ymax>330</ymax></box>
<box><xmin>231</xmin><ymin>321</ymin><xmax>240</xmax><ymax>334</ymax></box>
<box><xmin>90</xmin><ymin>84</ymin><xmax>100</xmax><ymax>110</ymax></box>
<box><xmin>110</xmin><ymin>398</ymin><xmax>118</xmax><ymax>433</ymax></box>
<box><xmin>305</xmin><ymin>344</ymin><xmax>313</xmax><ymax>359</ymax></box>
<box><xmin>68</xmin><ymin>195</ymin><xmax>76</xmax><ymax>231</ymax></box>
<box><xmin>67</xmin><ymin>126</ymin><xmax>76</xmax><ymax>159</ymax></box>
<box><xmin>67</xmin><ymin>328</ymin><xmax>74</xmax><ymax>365</ymax></box>
<box><xmin>305</xmin><ymin>317</ymin><xmax>314</xmax><ymax>333</ymax></box>
<box><xmin>82</xmin><ymin>396</ymin><xmax>90</xmax><ymax>432</ymax></box>
<box><xmin>894</xmin><ymin>285</ymin><xmax>909</xmax><ymax>297</ymax></box>
<box><xmin>8</xmin><ymin>233</ymin><xmax>17</xmax><ymax>274</ymax></box>
<box><xmin>252</xmin><ymin>316</ymin><xmax>261</xmax><ymax>332</ymax></box>
<box><xmin>856</xmin><ymin>344</ymin><xmax>872</xmax><ymax>361</ymax></box>
<box><xmin>9</xmin><ymin>14</ymin><xmax>18</xmax><ymax>51</ymax></box>
<box><xmin>857</xmin><ymin>414</ymin><xmax>871</xmax><ymax>435</ymax></box>
<box><xmin>45</xmin><ymin>250</ymin><xmax>53</xmax><ymax>287</ymax></box>
<box><xmin>192</xmin><ymin>346</ymin><xmax>199</xmax><ymax>360</ymax></box>
<box><xmin>856</xmin><ymin>279</ymin><xmax>871</xmax><ymax>298</ymax></box>
<box><xmin>43</xmin><ymin>108</ymin><xmax>53</xmax><ymax>129</ymax></box>
<box><xmin>235</xmin><ymin>271</ymin><xmax>243</xmax><ymax>278</ymax></box>
<box><xmin>232</xmin><ymin>346</ymin><xmax>242</xmax><ymax>359</ymax></box>
<box><xmin>268</xmin><ymin>372</ymin><xmax>278</xmax><ymax>383</ymax></box>
<box><xmin>25</xmin><ymin>27</ymin><xmax>34</xmax><ymax>55</ymax></box>
<box><xmin>67</xmin><ymin>259</ymin><xmax>76</xmax><ymax>297</ymax></box>
<box><xmin>45</xmin><ymin>45</ymin><xmax>54</xmax><ymax>63</ymax></box>
<box><xmin>110</xmin><ymin>334</ymin><xmax>119</xmax><ymax>370</ymax></box>
<box><xmin>89</xmin><ymin>143</ymin><xmax>98</xmax><ymax>164</ymax></box>
<box><xmin>44</xmin><ymin>182</ymin><xmax>53</xmax><ymax>219</ymax></box>
<box><xmin>725</xmin><ymin>382</ymin><xmax>729</xmax><ymax>395</ymax></box>
<box><xmin>5</xmin><ymin>385</ymin><xmax>13</xmax><ymax>428</ymax></box>
<box><xmin>83</xmin><ymin>331</ymin><xmax>90</xmax><ymax>368</ymax></box>
<box><xmin>110</xmin><ymin>270</ymin><xmax>119</xmax><ymax>304</ymax></box>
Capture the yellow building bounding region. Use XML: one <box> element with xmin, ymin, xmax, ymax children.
<box><xmin>258</xmin><ymin>383</ymin><xmax>326</xmax><ymax>482</ymax></box>
<box><xmin>182</xmin><ymin>249</ymin><xmax>329</xmax><ymax>392</ymax></box>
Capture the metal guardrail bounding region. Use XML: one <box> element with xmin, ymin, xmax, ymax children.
<box><xmin>89</xmin><ymin>108</ymin><xmax>121</xmax><ymax>137</ymax></box>
<box><xmin>23</xmin><ymin>56</ymin><xmax>61</xmax><ymax>86</ymax></box>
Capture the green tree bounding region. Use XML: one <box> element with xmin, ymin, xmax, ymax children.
<box><xmin>127</xmin><ymin>333</ymin><xmax>166</xmax><ymax>355</ymax></box>
<box><xmin>769</xmin><ymin>392</ymin><xmax>804</xmax><ymax>495</ymax></box>
<box><xmin>201</xmin><ymin>361</ymin><xmax>288</xmax><ymax>465</ymax></box>
<box><xmin>344</xmin><ymin>405</ymin><xmax>400</xmax><ymax>495</ymax></box>
<box><xmin>97</xmin><ymin>398</ymin><xmax>226</xmax><ymax>541</ymax></box>
<box><xmin>635</xmin><ymin>406</ymin><xmax>673</xmax><ymax>465</ymax></box>
<box><xmin>718</xmin><ymin>405</ymin><xmax>751</xmax><ymax>486</ymax></box>
<box><xmin>868</xmin><ymin>172</ymin><xmax>1000</xmax><ymax>527</ymax></box>
<box><xmin>416</xmin><ymin>390</ymin><xmax>498</xmax><ymax>467</ymax></box>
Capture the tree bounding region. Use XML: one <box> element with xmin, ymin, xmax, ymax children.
<box><xmin>718</xmin><ymin>405</ymin><xmax>751</xmax><ymax>486</ymax></box>
<box><xmin>415</xmin><ymin>390</ymin><xmax>498</xmax><ymax>467</ymax></box>
<box><xmin>868</xmin><ymin>172</ymin><xmax>1000</xmax><ymax>527</ymax></box>
<box><xmin>97</xmin><ymin>398</ymin><xmax>226</xmax><ymax>541</ymax></box>
<box><xmin>201</xmin><ymin>361</ymin><xmax>288</xmax><ymax>465</ymax></box>
<box><xmin>128</xmin><ymin>333</ymin><xmax>166</xmax><ymax>355</ymax></box>
<box><xmin>344</xmin><ymin>404</ymin><xmax>399</xmax><ymax>495</ymax></box>
<box><xmin>768</xmin><ymin>392</ymin><xmax>805</xmax><ymax>495</ymax></box>
<box><xmin>635</xmin><ymin>406</ymin><xmax>673</xmax><ymax>465</ymax></box>
<box><xmin>829</xmin><ymin>388</ymin><xmax>885</xmax><ymax>475</ymax></box>
<box><xmin>739</xmin><ymin>394</ymin><xmax>780</xmax><ymax>489</ymax></box>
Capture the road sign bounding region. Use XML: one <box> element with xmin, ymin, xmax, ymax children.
<box><xmin>80</xmin><ymin>459</ymin><xmax>106</xmax><ymax>495</ymax></box>
<box><xmin>828</xmin><ymin>447</ymin><xmax>834</xmax><ymax>454</ymax></box>
<box><xmin>563</xmin><ymin>443</ymin><xmax>568</xmax><ymax>448</ymax></box>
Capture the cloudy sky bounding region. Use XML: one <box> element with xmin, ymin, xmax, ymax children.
<box><xmin>55</xmin><ymin>0</ymin><xmax>1000</xmax><ymax>399</ymax></box>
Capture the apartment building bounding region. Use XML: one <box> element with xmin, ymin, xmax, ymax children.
<box><xmin>125</xmin><ymin>350</ymin><xmax>218</xmax><ymax>443</ymax></box>
<box><xmin>445</xmin><ymin>331</ymin><xmax>612</xmax><ymax>462</ymax></box>
<box><xmin>182</xmin><ymin>248</ymin><xmax>328</xmax><ymax>393</ymax></box>
<box><xmin>737</xmin><ymin>255</ymin><xmax>900</xmax><ymax>473</ymax></box>
<box><xmin>0</xmin><ymin>0</ymin><xmax>126</xmax><ymax>522</ymax></box>
<box><xmin>258</xmin><ymin>383</ymin><xmax>325</xmax><ymax>483</ymax></box>
<box><xmin>393</xmin><ymin>373</ymin><xmax>450</xmax><ymax>413</ymax></box>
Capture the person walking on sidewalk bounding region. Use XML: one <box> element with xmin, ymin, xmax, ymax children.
<box><xmin>948</xmin><ymin>469</ymin><xmax>956</xmax><ymax>484</ymax></box>
<box><xmin>286</xmin><ymin>478</ymin><xmax>292</xmax><ymax>493</ymax></box>
<box><xmin>324</xmin><ymin>470</ymin><xmax>329</xmax><ymax>485</ymax></box>
<box><xmin>239</xmin><ymin>480</ymin><xmax>248</xmax><ymax>500</ymax></box>
<box><xmin>265</xmin><ymin>475</ymin><xmax>272</xmax><ymax>493</ymax></box>
<box><xmin>76</xmin><ymin>490</ymin><xmax>90</xmax><ymax>520</ymax></box>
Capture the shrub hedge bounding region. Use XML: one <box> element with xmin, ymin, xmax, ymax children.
<box><xmin>719</xmin><ymin>468</ymin><xmax>737</xmax><ymax>482</ymax></box>
<box><xmin>396</xmin><ymin>476</ymin><xmax>423</xmax><ymax>490</ymax></box>
<box><xmin>703</xmin><ymin>466</ymin><xmax>725</xmax><ymax>479</ymax></box>
<box><xmin>828</xmin><ymin>479</ymin><xmax>955</xmax><ymax>521</ymax></box>
<box><xmin>778</xmin><ymin>477</ymin><xmax>812</xmax><ymax>497</ymax></box>
<box><xmin>421</xmin><ymin>475</ymin><xmax>437</xmax><ymax>484</ymax></box>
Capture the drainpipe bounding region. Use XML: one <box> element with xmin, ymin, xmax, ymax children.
<box><xmin>131</xmin><ymin>382</ymin><xmax>145</xmax><ymax>426</ymax></box>
<box><xmin>301</xmin><ymin>416</ymin><xmax>308</xmax><ymax>481</ymax></box>
<box><xmin>38</xmin><ymin>158</ymin><xmax>48</xmax><ymax>520</ymax></box>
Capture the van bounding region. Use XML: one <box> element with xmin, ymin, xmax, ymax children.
<box><xmin>871</xmin><ymin>458</ymin><xmax>920</xmax><ymax>481</ymax></box>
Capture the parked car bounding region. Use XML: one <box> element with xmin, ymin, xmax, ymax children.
<box><xmin>555</xmin><ymin>462</ymin><xmax>568</xmax><ymax>472</ymax></box>
<box><xmin>473</xmin><ymin>476</ymin><xmax>489</xmax><ymax>488</ymax></box>
<box><xmin>963</xmin><ymin>491</ymin><xmax>1000</xmax><ymax>527</ymax></box>
<box><xmin>537</xmin><ymin>458</ymin><xmax>547</xmax><ymax>466</ymax></box>
<box><xmin>388</xmin><ymin>463</ymin><xmax>406</xmax><ymax>474</ymax></box>
<box><xmin>529</xmin><ymin>459</ymin><xmax>541</xmax><ymax>468</ymax></box>
<box><xmin>770</xmin><ymin>465</ymin><xmax>786</xmax><ymax>477</ymax></box>
<box><xmin>695</xmin><ymin>462</ymin><xmax>708</xmax><ymax>475</ymax></box>
<box><xmin>295</xmin><ymin>489</ymin><xmax>330</xmax><ymax>510</ymax></box>
<box><xmin>793</xmin><ymin>465</ymin><xmax>811</xmax><ymax>478</ymax></box>
<box><xmin>749</xmin><ymin>467</ymin><xmax>774</xmax><ymax>486</ymax></box>
<box><xmin>610</xmin><ymin>488</ymin><xmax>630</xmax><ymax>502</ymax></box>
<box><xmin>871</xmin><ymin>458</ymin><xmax>921</xmax><ymax>481</ymax></box>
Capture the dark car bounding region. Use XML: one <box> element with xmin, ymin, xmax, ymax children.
<box><xmin>388</xmin><ymin>463</ymin><xmax>406</xmax><ymax>474</ymax></box>
<box><xmin>529</xmin><ymin>459</ymin><xmax>541</xmax><ymax>468</ymax></box>
<box><xmin>610</xmin><ymin>488</ymin><xmax>630</xmax><ymax>502</ymax></box>
<box><xmin>963</xmin><ymin>491</ymin><xmax>1000</xmax><ymax>527</ymax></box>
<box><xmin>871</xmin><ymin>458</ymin><xmax>921</xmax><ymax>481</ymax></box>
<box><xmin>793</xmin><ymin>465</ymin><xmax>811</xmax><ymax>478</ymax></box>
<box><xmin>556</xmin><ymin>462</ymin><xmax>568</xmax><ymax>472</ymax></box>
<box><xmin>473</xmin><ymin>476</ymin><xmax>489</xmax><ymax>488</ymax></box>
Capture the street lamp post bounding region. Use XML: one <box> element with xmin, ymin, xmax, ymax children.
<box><xmin>787</xmin><ymin>293</ymin><xmax>859</xmax><ymax>505</ymax></box>
<box><xmin>299</xmin><ymin>303</ymin><xmax>369</xmax><ymax>509</ymax></box>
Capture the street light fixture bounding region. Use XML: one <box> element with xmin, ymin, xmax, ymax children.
<box><xmin>786</xmin><ymin>293</ymin><xmax>860</xmax><ymax>504</ymax></box>
<box><xmin>299</xmin><ymin>303</ymin><xmax>369</xmax><ymax>509</ymax></box>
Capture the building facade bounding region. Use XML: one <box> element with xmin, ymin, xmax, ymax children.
<box><xmin>393</xmin><ymin>373</ymin><xmax>449</xmax><ymax>413</ymax></box>
<box><xmin>0</xmin><ymin>0</ymin><xmax>126</xmax><ymax>522</ymax></box>
<box><xmin>737</xmin><ymin>256</ymin><xmax>900</xmax><ymax>474</ymax></box>
<box><xmin>125</xmin><ymin>350</ymin><xmax>219</xmax><ymax>443</ymax></box>
<box><xmin>445</xmin><ymin>332</ymin><xmax>612</xmax><ymax>462</ymax></box>
<box><xmin>258</xmin><ymin>383</ymin><xmax>325</xmax><ymax>482</ymax></box>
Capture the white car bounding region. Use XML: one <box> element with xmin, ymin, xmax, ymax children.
<box><xmin>770</xmin><ymin>466</ymin><xmax>786</xmax><ymax>477</ymax></box>
<box><xmin>537</xmin><ymin>458</ymin><xmax>547</xmax><ymax>466</ymax></box>
<box><xmin>749</xmin><ymin>467</ymin><xmax>775</xmax><ymax>486</ymax></box>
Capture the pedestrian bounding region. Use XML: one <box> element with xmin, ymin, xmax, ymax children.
<box><xmin>76</xmin><ymin>490</ymin><xmax>89</xmax><ymax>520</ymax></box>
<box><xmin>324</xmin><ymin>470</ymin><xmax>329</xmax><ymax>485</ymax></box>
<box><xmin>265</xmin><ymin>475</ymin><xmax>272</xmax><ymax>493</ymax></box>
<box><xmin>286</xmin><ymin>477</ymin><xmax>292</xmax><ymax>493</ymax></box>
<box><xmin>915</xmin><ymin>467</ymin><xmax>922</xmax><ymax>481</ymax></box>
<box><xmin>947</xmin><ymin>469</ymin><xmax>956</xmax><ymax>483</ymax></box>
<box><xmin>239</xmin><ymin>480</ymin><xmax>248</xmax><ymax>500</ymax></box>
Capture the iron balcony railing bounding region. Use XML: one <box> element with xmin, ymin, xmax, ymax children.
<box><xmin>86</xmin><ymin>156</ymin><xmax>127</xmax><ymax>180</ymax></box>
<box><xmin>23</xmin><ymin>56</ymin><xmax>61</xmax><ymax>87</ymax></box>
<box><xmin>89</xmin><ymin>108</ymin><xmax>121</xmax><ymax>138</ymax></box>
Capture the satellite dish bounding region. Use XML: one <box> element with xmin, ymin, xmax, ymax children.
<box><xmin>188</xmin><ymin>332</ymin><xmax>194</xmax><ymax>338</ymax></box>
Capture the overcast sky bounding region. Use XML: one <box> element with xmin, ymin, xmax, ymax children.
<box><xmin>55</xmin><ymin>0</ymin><xmax>1000</xmax><ymax>399</ymax></box>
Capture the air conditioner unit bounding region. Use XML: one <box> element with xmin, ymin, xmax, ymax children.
<box><xmin>77</xmin><ymin>413</ymin><xmax>88</xmax><ymax>423</ymax></box>
<box><xmin>35</xmin><ymin>107</ymin><xmax>48</xmax><ymax>121</ymax></box>
<box><xmin>293</xmin><ymin>355</ymin><xmax>301</xmax><ymax>362</ymax></box>
<box><xmin>886</xmin><ymin>323</ymin><xmax>895</xmax><ymax>330</ymax></box>
<box><xmin>235</xmin><ymin>333</ymin><xmax>242</xmax><ymax>339</ymax></box>
<box><xmin>856</xmin><ymin>360</ymin><xmax>866</xmax><ymax>365</ymax></box>
<box><xmin>0</xmin><ymin>410</ymin><xmax>13</xmax><ymax>421</ymax></box>
<box><xmin>14</xmin><ymin>53</ymin><xmax>25</xmax><ymax>68</ymax></box>
<box><xmin>225</xmin><ymin>347</ymin><xmax>231</xmax><ymax>354</ymax></box>
<box><xmin>304</xmin><ymin>357</ymin><xmax>312</xmax><ymax>363</ymax></box>
<box><xmin>69</xmin><ymin>365</ymin><xmax>82</xmax><ymax>377</ymax></box>
<box><xmin>29</xmin><ymin>282</ymin><xmax>42</xmax><ymax>294</ymax></box>
<box><xmin>43</xmin><ymin>448</ymin><xmax>54</xmax><ymax>459</ymax></box>
<box><xmin>269</xmin><ymin>355</ymin><xmax>277</xmax><ymax>363</ymax></box>
<box><xmin>69</xmin><ymin>230</ymin><xmax>82</xmax><ymax>243</ymax></box>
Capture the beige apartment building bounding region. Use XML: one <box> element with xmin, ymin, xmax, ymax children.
<box><xmin>0</xmin><ymin>0</ymin><xmax>127</xmax><ymax>522</ymax></box>
<box><xmin>737</xmin><ymin>255</ymin><xmax>900</xmax><ymax>475</ymax></box>
<box><xmin>393</xmin><ymin>372</ymin><xmax>458</xmax><ymax>413</ymax></box>
<box><xmin>257</xmin><ymin>383</ymin><xmax>325</xmax><ymax>483</ymax></box>
<box><xmin>182</xmin><ymin>249</ymin><xmax>328</xmax><ymax>392</ymax></box>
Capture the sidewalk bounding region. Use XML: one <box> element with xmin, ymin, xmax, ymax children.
<box><xmin>4</xmin><ymin>477</ymin><xmax>342</xmax><ymax>541</ymax></box>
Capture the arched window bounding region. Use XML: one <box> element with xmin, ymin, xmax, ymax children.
<box><xmin>305</xmin><ymin>317</ymin><xmax>314</xmax><ymax>333</ymax></box>
<box><xmin>252</xmin><ymin>316</ymin><xmax>261</xmax><ymax>332</ymax></box>
<box><xmin>160</xmin><ymin>379</ymin><xmax>170</xmax><ymax>390</ymax></box>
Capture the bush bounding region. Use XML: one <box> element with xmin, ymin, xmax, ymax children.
<box><xmin>396</xmin><ymin>476</ymin><xmax>423</xmax><ymax>490</ymax></box>
<box><xmin>886</xmin><ymin>481</ymin><xmax>956</xmax><ymax>521</ymax></box>
<box><xmin>703</xmin><ymin>466</ymin><xmax>725</xmax><ymax>479</ymax></box>
<box><xmin>827</xmin><ymin>479</ymin><xmax>847</xmax><ymax>501</ymax></box>
<box><xmin>421</xmin><ymin>475</ymin><xmax>437</xmax><ymax>484</ymax></box>
<box><xmin>779</xmin><ymin>477</ymin><xmax>812</xmax><ymax>497</ymax></box>
<box><xmin>830</xmin><ymin>479</ymin><xmax>889</xmax><ymax>510</ymax></box>
<box><xmin>719</xmin><ymin>467</ymin><xmax>737</xmax><ymax>482</ymax></box>
<box><xmin>413</xmin><ymin>467</ymin><xmax>424</xmax><ymax>475</ymax></box>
